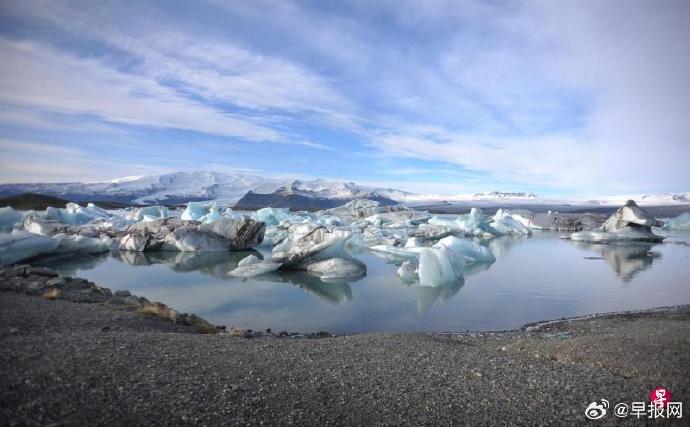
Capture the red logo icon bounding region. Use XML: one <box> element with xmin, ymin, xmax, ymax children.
<box><xmin>650</xmin><ymin>387</ymin><xmax>672</xmax><ymax>408</ymax></box>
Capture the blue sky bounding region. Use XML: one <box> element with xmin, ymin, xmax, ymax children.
<box><xmin>0</xmin><ymin>0</ymin><xmax>688</xmax><ymax>197</ymax></box>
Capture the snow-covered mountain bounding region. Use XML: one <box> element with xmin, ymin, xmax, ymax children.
<box><xmin>0</xmin><ymin>171</ymin><xmax>411</xmax><ymax>206</ymax></box>
<box><xmin>0</xmin><ymin>171</ymin><xmax>687</xmax><ymax>207</ymax></box>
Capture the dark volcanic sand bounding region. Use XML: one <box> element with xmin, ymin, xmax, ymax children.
<box><xmin>1</xmin><ymin>290</ymin><xmax>689</xmax><ymax>425</ymax></box>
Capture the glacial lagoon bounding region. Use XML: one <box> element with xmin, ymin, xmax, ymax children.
<box><xmin>32</xmin><ymin>229</ymin><xmax>690</xmax><ymax>334</ymax></box>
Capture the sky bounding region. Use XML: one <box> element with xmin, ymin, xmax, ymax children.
<box><xmin>0</xmin><ymin>0</ymin><xmax>688</xmax><ymax>197</ymax></box>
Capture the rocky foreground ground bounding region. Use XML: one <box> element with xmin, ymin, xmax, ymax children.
<box><xmin>1</xmin><ymin>268</ymin><xmax>689</xmax><ymax>425</ymax></box>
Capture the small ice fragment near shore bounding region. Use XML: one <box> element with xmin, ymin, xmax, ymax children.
<box><xmin>0</xmin><ymin>230</ymin><xmax>59</xmax><ymax>265</ymax></box>
<box><xmin>396</xmin><ymin>260</ymin><xmax>417</xmax><ymax>283</ymax></box>
<box><xmin>228</xmin><ymin>261</ymin><xmax>282</xmax><ymax>277</ymax></box>
<box><xmin>238</xmin><ymin>254</ymin><xmax>260</xmax><ymax>267</ymax></box>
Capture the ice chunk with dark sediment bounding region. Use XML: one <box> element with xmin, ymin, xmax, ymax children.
<box><xmin>570</xmin><ymin>200</ymin><xmax>663</xmax><ymax>242</ymax></box>
<box><xmin>114</xmin><ymin>217</ymin><xmax>265</xmax><ymax>252</ymax></box>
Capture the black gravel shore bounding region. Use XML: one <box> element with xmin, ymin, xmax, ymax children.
<box><xmin>1</xmin><ymin>274</ymin><xmax>689</xmax><ymax>425</ymax></box>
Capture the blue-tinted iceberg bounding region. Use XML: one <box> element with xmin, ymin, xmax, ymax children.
<box><xmin>418</xmin><ymin>245</ymin><xmax>465</xmax><ymax>287</ymax></box>
<box><xmin>663</xmin><ymin>212</ymin><xmax>690</xmax><ymax>230</ymax></box>
<box><xmin>0</xmin><ymin>230</ymin><xmax>59</xmax><ymax>265</ymax></box>
<box><xmin>45</xmin><ymin>202</ymin><xmax>111</xmax><ymax>225</ymax></box>
<box><xmin>434</xmin><ymin>236</ymin><xmax>496</xmax><ymax>263</ymax></box>
<box><xmin>251</xmin><ymin>207</ymin><xmax>291</xmax><ymax>226</ymax></box>
<box><xmin>0</xmin><ymin>207</ymin><xmax>23</xmax><ymax>232</ymax></box>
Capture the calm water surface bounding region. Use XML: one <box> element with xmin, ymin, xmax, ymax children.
<box><xmin>37</xmin><ymin>230</ymin><xmax>690</xmax><ymax>333</ymax></box>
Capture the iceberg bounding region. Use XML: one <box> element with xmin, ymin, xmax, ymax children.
<box><xmin>127</xmin><ymin>206</ymin><xmax>170</xmax><ymax>222</ymax></box>
<box><xmin>180</xmin><ymin>201</ymin><xmax>233</xmax><ymax>224</ymax></box>
<box><xmin>306</xmin><ymin>258</ymin><xmax>366</xmax><ymax>280</ymax></box>
<box><xmin>228</xmin><ymin>261</ymin><xmax>282</xmax><ymax>277</ymax></box>
<box><xmin>570</xmin><ymin>200</ymin><xmax>663</xmax><ymax>243</ymax></box>
<box><xmin>434</xmin><ymin>236</ymin><xmax>496</xmax><ymax>264</ymax></box>
<box><xmin>490</xmin><ymin>209</ymin><xmax>532</xmax><ymax>236</ymax></box>
<box><xmin>271</xmin><ymin>226</ymin><xmax>359</xmax><ymax>271</ymax></box>
<box><xmin>0</xmin><ymin>230</ymin><xmax>59</xmax><ymax>265</ymax></box>
<box><xmin>251</xmin><ymin>207</ymin><xmax>292</xmax><ymax>226</ymax></box>
<box><xmin>237</xmin><ymin>254</ymin><xmax>261</xmax><ymax>267</ymax></box>
<box><xmin>396</xmin><ymin>260</ymin><xmax>418</xmax><ymax>283</ymax></box>
<box><xmin>418</xmin><ymin>245</ymin><xmax>465</xmax><ymax>287</ymax></box>
<box><xmin>428</xmin><ymin>208</ymin><xmax>497</xmax><ymax>237</ymax></box>
<box><xmin>0</xmin><ymin>207</ymin><xmax>23</xmax><ymax>232</ymax></box>
<box><xmin>114</xmin><ymin>217</ymin><xmax>265</xmax><ymax>252</ymax></box>
<box><xmin>52</xmin><ymin>233</ymin><xmax>111</xmax><ymax>254</ymax></box>
<box><xmin>45</xmin><ymin>202</ymin><xmax>111</xmax><ymax>225</ymax></box>
<box><xmin>663</xmin><ymin>212</ymin><xmax>690</xmax><ymax>230</ymax></box>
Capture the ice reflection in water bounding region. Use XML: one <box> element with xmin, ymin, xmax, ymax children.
<box><xmin>571</xmin><ymin>241</ymin><xmax>661</xmax><ymax>282</ymax></box>
<box><xmin>35</xmin><ymin>231</ymin><xmax>690</xmax><ymax>333</ymax></box>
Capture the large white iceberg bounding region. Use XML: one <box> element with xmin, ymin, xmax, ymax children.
<box><xmin>434</xmin><ymin>236</ymin><xmax>496</xmax><ymax>263</ymax></box>
<box><xmin>418</xmin><ymin>245</ymin><xmax>465</xmax><ymax>287</ymax></box>
<box><xmin>0</xmin><ymin>230</ymin><xmax>60</xmax><ymax>265</ymax></box>
<box><xmin>490</xmin><ymin>209</ymin><xmax>532</xmax><ymax>236</ymax></box>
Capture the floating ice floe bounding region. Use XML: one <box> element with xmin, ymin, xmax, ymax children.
<box><xmin>180</xmin><ymin>201</ymin><xmax>241</xmax><ymax>224</ymax></box>
<box><xmin>0</xmin><ymin>230</ymin><xmax>60</xmax><ymax>265</ymax></box>
<box><xmin>228</xmin><ymin>261</ymin><xmax>282</xmax><ymax>277</ymax></box>
<box><xmin>0</xmin><ymin>207</ymin><xmax>23</xmax><ymax>232</ymax></box>
<box><xmin>663</xmin><ymin>212</ymin><xmax>690</xmax><ymax>230</ymax></box>
<box><xmin>570</xmin><ymin>200</ymin><xmax>663</xmax><ymax>243</ymax></box>
<box><xmin>306</xmin><ymin>257</ymin><xmax>366</xmax><ymax>280</ymax></box>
